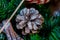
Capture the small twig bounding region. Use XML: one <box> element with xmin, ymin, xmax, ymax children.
<box><xmin>0</xmin><ymin>0</ymin><xmax>25</xmax><ymax>33</ymax></box>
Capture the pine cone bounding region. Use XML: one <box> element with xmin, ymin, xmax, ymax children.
<box><xmin>0</xmin><ymin>20</ymin><xmax>24</xmax><ymax>40</ymax></box>
<box><xmin>53</xmin><ymin>9</ymin><xmax>60</xmax><ymax>17</ymax></box>
<box><xmin>16</xmin><ymin>8</ymin><xmax>44</xmax><ymax>35</ymax></box>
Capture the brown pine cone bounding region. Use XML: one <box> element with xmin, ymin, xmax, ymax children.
<box><xmin>0</xmin><ymin>20</ymin><xmax>24</xmax><ymax>40</ymax></box>
<box><xmin>16</xmin><ymin>8</ymin><xmax>44</xmax><ymax>35</ymax></box>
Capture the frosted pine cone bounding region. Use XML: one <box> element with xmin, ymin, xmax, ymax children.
<box><xmin>16</xmin><ymin>8</ymin><xmax>44</xmax><ymax>35</ymax></box>
<box><xmin>0</xmin><ymin>20</ymin><xmax>24</xmax><ymax>40</ymax></box>
<box><xmin>53</xmin><ymin>9</ymin><xmax>60</xmax><ymax>17</ymax></box>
